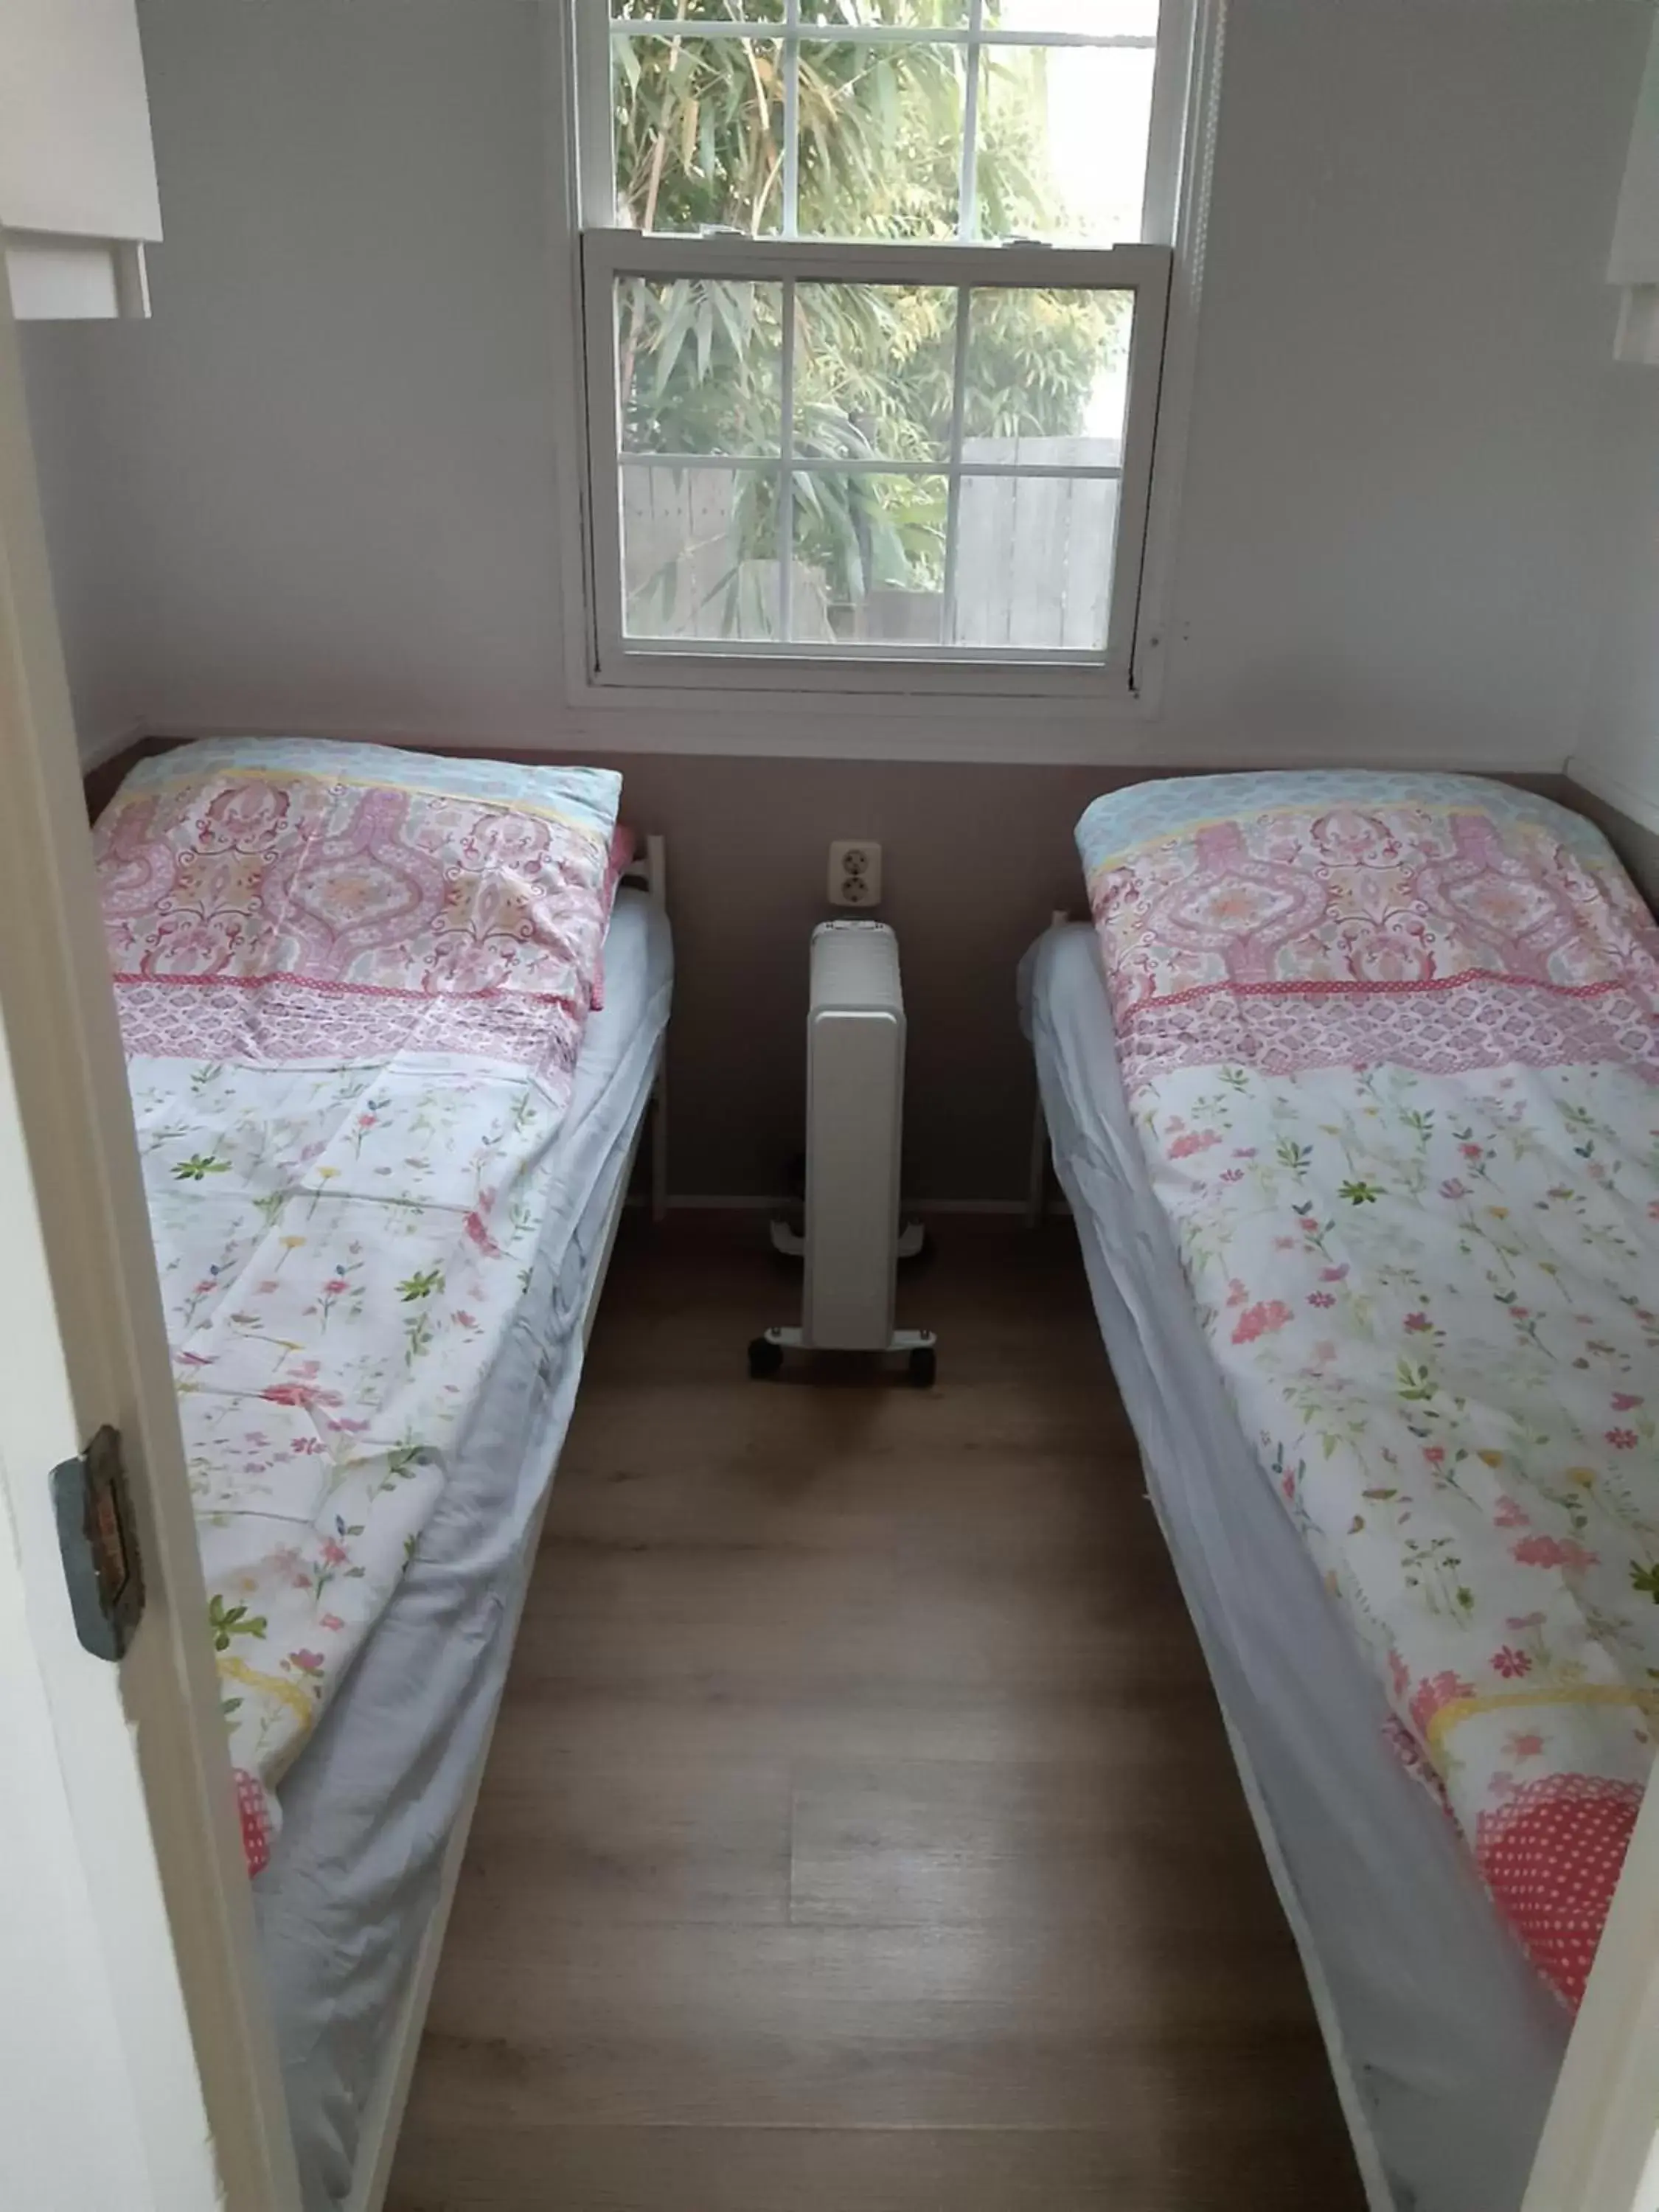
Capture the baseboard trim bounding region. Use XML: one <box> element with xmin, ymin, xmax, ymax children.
<box><xmin>658</xmin><ymin>1194</ymin><xmax>1044</xmax><ymax>1217</ymax></box>
<box><xmin>662</xmin><ymin>1194</ymin><xmax>790</xmax><ymax>1211</ymax></box>
<box><xmin>904</xmin><ymin>1198</ymin><xmax>1033</xmax><ymax>1216</ymax></box>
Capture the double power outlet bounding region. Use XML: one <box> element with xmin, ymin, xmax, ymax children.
<box><xmin>828</xmin><ymin>840</ymin><xmax>883</xmax><ymax>908</ymax></box>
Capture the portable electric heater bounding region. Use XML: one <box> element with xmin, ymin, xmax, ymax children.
<box><xmin>748</xmin><ymin>920</ymin><xmax>936</xmax><ymax>1386</ymax></box>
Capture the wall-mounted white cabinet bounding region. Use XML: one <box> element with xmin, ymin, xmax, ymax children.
<box><xmin>1</xmin><ymin>0</ymin><xmax>161</xmax><ymax>321</ymax></box>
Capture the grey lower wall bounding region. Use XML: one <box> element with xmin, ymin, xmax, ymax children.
<box><xmin>587</xmin><ymin>753</ymin><xmax>1133</xmax><ymax>1203</ymax></box>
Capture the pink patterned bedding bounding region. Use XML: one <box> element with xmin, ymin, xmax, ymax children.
<box><xmin>97</xmin><ymin>739</ymin><xmax>622</xmax><ymax>1875</ymax></box>
<box><xmin>1079</xmin><ymin>773</ymin><xmax>1659</xmax><ymax>2011</ymax></box>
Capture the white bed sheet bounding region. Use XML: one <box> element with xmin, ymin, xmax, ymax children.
<box><xmin>254</xmin><ymin>891</ymin><xmax>671</xmax><ymax>2208</ymax></box>
<box><xmin>1022</xmin><ymin>922</ymin><xmax>1566</xmax><ymax>2212</ymax></box>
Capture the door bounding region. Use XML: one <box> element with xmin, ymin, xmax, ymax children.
<box><xmin>0</xmin><ymin>284</ymin><xmax>298</xmax><ymax>2207</ymax></box>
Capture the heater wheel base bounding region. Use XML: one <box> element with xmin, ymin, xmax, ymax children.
<box><xmin>747</xmin><ymin>1326</ymin><xmax>936</xmax><ymax>1384</ymax></box>
<box><xmin>748</xmin><ymin>1334</ymin><xmax>785</xmax><ymax>1380</ymax></box>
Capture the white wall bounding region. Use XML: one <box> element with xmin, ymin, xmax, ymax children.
<box><xmin>1176</xmin><ymin>0</ymin><xmax>1644</xmax><ymax>771</ymax></box>
<box><xmin>19</xmin><ymin>336</ymin><xmax>149</xmax><ymax>753</ymax></box>
<box><xmin>18</xmin><ymin>0</ymin><xmax>1651</xmax><ymax>772</ymax></box>
<box><xmin>1564</xmin><ymin>4</ymin><xmax>1659</xmax><ymax>852</ymax></box>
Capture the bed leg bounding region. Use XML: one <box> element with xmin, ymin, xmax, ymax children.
<box><xmin>1026</xmin><ymin>1093</ymin><xmax>1048</xmax><ymax>1229</ymax></box>
<box><xmin>1025</xmin><ymin>911</ymin><xmax>1069</xmax><ymax>1231</ymax></box>
<box><xmin>650</xmin><ymin>1057</ymin><xmax>668</xmax><ymax>1225</ymax></box>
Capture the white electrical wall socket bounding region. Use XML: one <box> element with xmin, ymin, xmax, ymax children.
<box><xmin>828</xmin><ymin>840</ymin><xmax>882</xmax><ymax>907</ymax></box>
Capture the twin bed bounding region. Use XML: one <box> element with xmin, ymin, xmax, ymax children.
<box><xmin>95</xmin><ymin>737</ymin><xmax>671</xmax><ymax>2208</ymax></box>
<box><xmin>1026</xmin><ymin>771</ymin><xmax>1659</xmax><ymax>2212</ymax></box>
<box><xmin>96</xmin><ymin>743</ymin><xmax>1657</xmax><ymax>2212</ymax></box>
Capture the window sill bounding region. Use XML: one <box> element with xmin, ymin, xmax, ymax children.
<box><xmin>558</xmin><ymin>655</ymin><xmax>1168</xmax><ymax>765</ymax></box>
<box><xmin>582</xmin><ymin>650</ymin><xmax>1147</xmax><ymax>706</ymax></box>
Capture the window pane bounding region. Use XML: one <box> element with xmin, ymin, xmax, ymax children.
<box><xmin>614</xmin><ymin>35</ymin><xmax>785</xmax><ymax>234</ymax></box>
<box><xmin>622</xmin><ymin>465</ymin><xmax>784</xmax><ymax>641</ymax></box>
<box><xmin>606</xmin><ymin>11</ymin><xmax>1160</xmax><ymax>244</ymax></box>
<box><xmin>796</xmin><ymin>42</ymin><xmax>964</xmax><ymax>239</ymax></box>
<box><xmin>977</xmin><ymin>42</ymin><xmax>1153</xmax><ymax>243</ymax></box>
<box><xmin>950</xmin><ymin>473</ymin><xmax>1118</xmax><ymax>649</ymax></box>
<box><xmin>961</xmin><ymin>287</ymin><xmax>1130</xmax><ymax>449</ymax></box>
<box><xmin>791</xmin><ymin>470</ymin><xmax>947</xmax><ymax>644</ymax></box>
<box><xmin>616</xmin><ymin>278</ymin><xmax>784</xmax><ymax>455</ymax></box>
<box><xmin>982</xmin><ymin>41</ymin><xmax>1150</xmax><ymax>244</ymax></box>
<box><xmin>794</xmin><ymin>284</ymin><xmax>957</xmax><ymax>462</ymax></box>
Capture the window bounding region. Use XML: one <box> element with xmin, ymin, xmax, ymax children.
<box><xmin>570</xmin><ymin>0</ymin><xmax>1189</xmax><ymax>697</ymax></box>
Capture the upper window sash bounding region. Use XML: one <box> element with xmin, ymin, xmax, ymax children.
<box><xmin>577</xmin><ymin>0</ymin><xmax>1164</xmax><ymax>245</ymax></box>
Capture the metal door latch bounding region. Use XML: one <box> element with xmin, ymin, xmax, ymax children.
<box><xmin>52</xmin><ymin>1425</ymin><xmax>145</xmax><ymax>1661</ymax></box>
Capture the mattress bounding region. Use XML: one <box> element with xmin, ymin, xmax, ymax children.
<box><xmin>254</xmin><ymin>890</ymin><xmax>671</xmax><ymax>2208</ymax></box>
<box><xmin>1022</xmin><ymin>921</ymin><xmax>1566</xmax><ymax>2212</ymax></box>
<box><xmin>102</xmin><ymin>737</ymin><xmax>629</xmax><ymax>1868</ymax></box>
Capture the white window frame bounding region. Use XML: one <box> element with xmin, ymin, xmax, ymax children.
<box><xmin>582</xmin><ymin>232</ymin><xmax>1169</xmax><ymax>700</ymax></box>
<box><xmin>546</xmin><ymin>0</ymin><xmax>1225</xmax><ymax>737</ymax></box>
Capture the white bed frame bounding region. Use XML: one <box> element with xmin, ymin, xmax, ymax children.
<box><xmin>343</xmin><ymin>835</ymin><xmax>667</xmax><ymax>2212</ymax></box>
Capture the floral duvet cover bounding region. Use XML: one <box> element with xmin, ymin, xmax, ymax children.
<box><xmin>97</xmin><ymin>739</ymin><xmax>622</xmax><ymax>1874</ymax></box>
<box><xmin>1079</xmin><ymin>771</ymin><xmax>1659</xmax><ymax>2010</ymax></box>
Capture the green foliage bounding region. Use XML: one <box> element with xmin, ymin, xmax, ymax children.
<box><xmin>611</xmin><ymin>4</ymin><xmax>1120</xmax><ymax>622</ymax></box>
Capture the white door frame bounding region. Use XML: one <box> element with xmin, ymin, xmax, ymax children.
<box><xmin>0</xmin><ymin>279</ymin><xmax>299</xmax><ymax>2208</ymax></box>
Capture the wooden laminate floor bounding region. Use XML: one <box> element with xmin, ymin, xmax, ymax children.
<box><xmin>387</xmin><ymin>1217</ymin><xmax>1364</xmax><ymax>2211</ymax></box>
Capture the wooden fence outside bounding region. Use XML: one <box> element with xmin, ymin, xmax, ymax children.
<box><xmin>622</xmin><ymin>435</ymin><xmax>1119</xmax><ymax>650</ymax></box>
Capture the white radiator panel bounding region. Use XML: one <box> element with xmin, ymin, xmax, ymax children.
<box><xmin>801</xmin><ymin>923</ymin><xmax>903</xmax><ymax>1351</ymax></box>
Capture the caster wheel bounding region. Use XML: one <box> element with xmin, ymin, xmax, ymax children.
<box><xmin>908</xmin><ymin>1345</ymin><xmax>937</xmax><ymax>1390</ymax></box>
<box><xmin>748</xmin><ymin>1335</ymin><xmax>784</xmax><ymax>1380</ymax></box>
